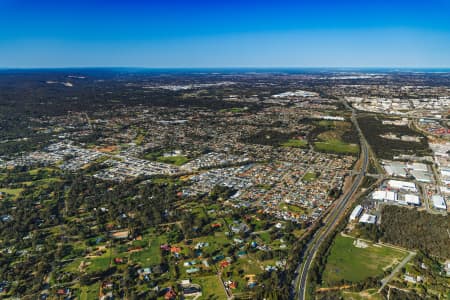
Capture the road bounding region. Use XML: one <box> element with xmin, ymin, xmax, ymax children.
<box><xmin>379</xmin><ymin>251</ymin><xmax>416</xmax><ymax>292</ymax></box>
<box><xmin>293</xmin><ymin>105</ymin><xmax>370</xmax><ymax>300</ymax></box>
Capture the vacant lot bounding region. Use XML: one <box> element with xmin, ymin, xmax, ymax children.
<box><xmin>315</xmin><ymin>139</ymin><xmax>359</xmax><ymax>154</ymax></box>
<box><xmin>312</xmin><ymin>121</ymin><xmax>359</xmax><ymax>155</ymax></box>
<box><xmin>196</xmin><ymin>275</ymin><xmax>227</xmax><ymax>299</ymax></box>
<box><xmin>322</xmin><ymin>235</ymin><xmax>407</xmax><ymax>285</ymax></box>
<box><xmin>130</xmin><ymin>236</ymin><xmax>163</xmax><ymax>266</ymax></box>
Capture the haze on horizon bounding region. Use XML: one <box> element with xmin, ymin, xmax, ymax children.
<box><xmin>1</xmin><ymin>0</ymin><xmax>450</xmax><ymax>69</ymax></box>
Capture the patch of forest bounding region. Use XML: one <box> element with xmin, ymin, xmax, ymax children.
<box><xmin>379</xmin><ymin>206</ymin><xmax>450</xmax><ymax>258</ymax></box>
<box><xmin>358</xmin><ymin>116</ymin><xmax>431</xmax><ymax>159</ymax></box>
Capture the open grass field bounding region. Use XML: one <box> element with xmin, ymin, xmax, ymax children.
<box><xmin>313</xmin><ymin>121</ymin><xmax>359</xmax><ymax>154</ymax></box>
<box><xmin>79</xmin><ymin>282</ymin><xmax>100</xmax><ymax>300</ymax></box>
<box><xmin>280</xmin><ymin>203</ymin><xmax>307</xmax><ymax>214</ymax></box>
<box><xmin>281</xmin><ymin>138</ymin><xmax>308</xmax><ymax>148</ymax></box>
<box><xmin>317</xmin><ymin>120</ymin><xmax>337</xmax><ymax>127</ymax></box>
<box><xmin>130</xmin><ymin>236</ymin><xmax>163</xmax><ymax>266</ymax></box>
<box><xmin>197</xmin><ymin>275</ymin><xmax>228</xmax><ymax>299</ymax></box>
<box><xmin>28</xmin><ymin>167</ymin><xmax>55</xmax><ymax>175</ymax></box>
<box><xmin>87</xmin><ymin>250</ymin><xmax>112</xmax><ymax>272</ymax></box>
<box><xmin>0</xmin><ymin>188</ymin><xmax>23</xmax><ymax>200</ymax></box>
<box><xmin>302</xmin><ymin>172</ymin><xmax>317</xmax><ymax>182</ymax></box>
<box><xmin>314</xmin><ymin>139</ymin><xmax>359</xmax><ymax>154</ymax></box>
<box><xmin>322</xmin><ymin>235</ymin><xmax>407</xmax><ymax>285</ymax></box>
<box><xmin>257</xmin><ymin>231</ymin><xmax>272</xmax><ymax>244</ymax></box>
<box><xmin>156</xmin><ymin>155</ymin><xmax>190</xmax><ymax>166</ymax></box>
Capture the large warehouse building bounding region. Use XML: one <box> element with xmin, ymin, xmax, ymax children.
<box><xmin>431</xmin><ymin>195</ymin><xmax>447</xmax><ymax>210</ymax></box>
<box><xmin>387</xmin><ymin>180</ymin><xmax>418</xmax><ymax>193</ymax></box>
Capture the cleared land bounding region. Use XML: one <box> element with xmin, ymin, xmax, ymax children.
<box><xmin>314</xmin><ymin>139</ymin><xmax>359</xmax><ymax>154</ymax></box>
<box><xmin>132</xmin><ymin>243</ymin><xmax>162</xmax><ymax>266</ymax></box>
<box><xmin>0</xmin><ymin>188</ymin><xmax>23</xmax><ymax>200</ymax></box>
<box><xmin>197</xmin><ymin>275</ymin><xmax>227</xmax><ymax>299</ymax></box>
<box><xmin>281</xmin><ymin>138</ymin><xmax>308</xmax><ymax>148</ymax></box>
<box><xmin>79</xmin><ymin>282</ymin><xmax>100</xmax><ymax>300</ymax></box>
<box><xmin>313</xmin><ymin>121</ymin><xmax>359</xmax><ymax>154</ymax></box>
<box><xmin>322</xmin><ymin>235</ymin><xmax>407</xmax><ymax>285</ymax></box>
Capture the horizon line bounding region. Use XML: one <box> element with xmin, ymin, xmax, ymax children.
<box><xmin>1</xmin><ymin>66</ymin><xmax>450</xmax><ymax>71</ymax></box>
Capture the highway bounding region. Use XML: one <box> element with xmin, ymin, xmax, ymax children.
<box><xmin>293</xmin><ymin>106</ymin><xmax>370</xmax><ymax>300</ymax></box>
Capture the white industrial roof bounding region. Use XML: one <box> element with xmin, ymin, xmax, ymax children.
<box><xmin>372</xmin><ymin>190</ymin><xmax>386</xmax><ymax>200</ymax></box>
<box><xmin>359</xmin><ymin>213</ymin><xmax>377</xmax><ymax>224</ymax></box>
<box><xmin>410</xmin><ymin>170</ymin><xmax>433</xmax><ymax>183</ymax></box>
<box><xmin>404</xmin><ymin>194</ymin><xmax>420</xmax><ymax>205</ymax></box>
<box><xmin>387</xmin><ymin>180</ymin><xmax>417</xmax><ymax>192</ymax></box>
<box><xmin>350</xmin><ymin>205</ymin><xmax>363</xmax><ymax>220</ymax></box>
<box><xmin>372</xmin><ymin>190</ymin><xmax>397</xmax><ymax>201</ymax></box>
<box><xmin>386</xmin><ymin>191</ymin><xmax>397</xmax><ymax>201</ymax></box>
<box><xmin>432</xmin><ymin>195</ymin><xmax>447</xmax><ymax>210</ymax></box>
<box><xmin>407</xmin><ymin>162</ymin><xmax>428</xmax><ymax>172</ymax></box>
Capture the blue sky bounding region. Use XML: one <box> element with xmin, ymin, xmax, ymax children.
<box><xmin>0</xmin><ymin>0</ymin><xmax>449</xmax><ymax>68</ymax></box>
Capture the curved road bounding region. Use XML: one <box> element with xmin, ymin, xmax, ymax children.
<box><xmin>293</xmin><ymin>108</ymin><xmax>369</xmax><ymax>300</ymax></box>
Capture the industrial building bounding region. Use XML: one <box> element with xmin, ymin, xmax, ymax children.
<box><xmin>350</xmin><ymin>205</ymin><xmax>363</xmax><ymax>221</ymax></box>
<box><xmin>431</xmin><ymin>195</ymin><xmax>447</xmax><ymax>210</ymax></box>
<box><xmin>359</xmin><ymin>213</ymin><xmax>377</xmax><ymax>224</ymax></box>
<box><xmin>382</xmin><ymin>161</ymin><xmax>434</xmax><ymax>183</ymax></box>
<box><xmin>372</xmin><ymin>190</ymin><xmax>397</xmax><ymax>202</ymax></box>
<box><xmin>387</xmin><ymin>180</ymin><xmax>418</xmax><ymax>193</ymax></box>
<box><xmin>371</xmin><ymin>190</ymin><xmax>420</xmax><ymax>206</ymax></box>
<box><xmin>402</xmin><ymin>194</ymin><xmax>421</xmax><ymax>206</ymax></box>
<box><xmin>383</xmin><ymin>161</ymin><xmax>408</xmax><ymax>177</ymax></box>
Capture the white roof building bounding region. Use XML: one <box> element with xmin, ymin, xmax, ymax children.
<box><xmin>359</xmin><ymin>213</ymin><xmax>377</xmax><ymax>224</ymax></box>
<box><xmin>410</xmin><ymin>170</ymin><xmax>434</xmax><ymax>183</ymax></box>
<box><xmin>383</xmin><ymin>161</ymin><xmax>408</xmax><ymax>177</ymax></box>
<box><xmin>431</xmin><ymin>195</ymin><xmax>447</xmax><ymax>210</ymax></box>
<box><xmin>408</xmin><ymin>162</ymin><xmax>429</xmax><ymax>172</ymax></box>
<box><xmin>404</xmin><ymin>194</ymin><xmax>421</xmax><ymax>206</ymax></box>
<box><xmin>372</xmin><ymin>190</ymin><xmax>385</xmax><ymax>201</ymax></box>
<box><xmin>386</xmin><ymin>191</ymin><xmax>398</xmax><ymax>202</ymax></box>
<box><xmin>387</xmin><ymin>180</ymin><xmax>418</xmax><ymax>193</ymax></box>
<box><xmin>441</xmin><ymin>169</ymin><xmax>450</xmax><ymax>177</ymax></box>
<box><xmin>350</xmin><ymin>205</ymin><xmax>363</xmax><ymax>221</ymax></box>
<box><xmin>372</xmin><ymin>190</ymin><xmax>397</xmax><ymax>202</ymax></box>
